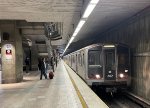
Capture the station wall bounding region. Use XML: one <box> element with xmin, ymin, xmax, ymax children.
<box><xmin>98</xmin><ymin>8</ymin><xmax>150</xmax><ymax>101</ymax></box>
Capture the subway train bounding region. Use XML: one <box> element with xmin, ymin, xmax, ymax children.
<box><xmin>64</xmin><ymin>43</ymin><xmax>131</xmax><ymax>93</ymax></box>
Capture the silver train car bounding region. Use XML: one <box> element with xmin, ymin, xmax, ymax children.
<box><xmin>64</xmin><ymin>43</ymin><xmax>131</xmax><ymax>92</ymax></box>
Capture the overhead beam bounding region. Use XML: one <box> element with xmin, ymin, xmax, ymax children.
<box><xmin>17</xmin><ymin>26</ymin><xmax>44</xmax><ymax>29</ymax></box>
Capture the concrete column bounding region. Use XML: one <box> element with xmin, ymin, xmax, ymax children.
<box><xmin>0</xmin><ymin>21</ymin><xmax>23</xmax><ymax>83</ymax></box>
<box><xmin>45</xmin><ymin>37</ymin><xmax>53</xmax><ymax>59</ymax></box>
<box><xmin>31</xmin><ymin>41</ymin><xmax>38</xmax><ymax>70</ymax></box>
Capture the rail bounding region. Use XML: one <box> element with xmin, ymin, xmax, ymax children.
<box><xmin>125</xmin><ymin>91</ymin><xmax>150</xmax><ymax>108</ymax></box>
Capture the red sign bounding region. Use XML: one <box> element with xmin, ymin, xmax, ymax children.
<box><xmin>6</xmin><ymin>49</ymin><xmax>12</xmax><ymax>55</ymax></box>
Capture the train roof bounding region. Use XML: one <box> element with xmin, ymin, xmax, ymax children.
<box><xmin>64</xmin><ymin>43</ymin><xmax>129</xmax><ymax>56</ymax></box>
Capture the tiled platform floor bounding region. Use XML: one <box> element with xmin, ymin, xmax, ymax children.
<box><xmin>0</xmin><ymin>60</ymin><xmax>82</xmax><ymax>108</ymax></box>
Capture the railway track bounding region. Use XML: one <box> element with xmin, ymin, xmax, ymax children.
<box><xmin>125</xmin><ymin>92</ymin><xmax>150</xmax><ymax>108</ymax></box>
<box><xmin>93</xmin><ymin>89</ymin><xmax>150</xmax><ymax>108</ymax></box>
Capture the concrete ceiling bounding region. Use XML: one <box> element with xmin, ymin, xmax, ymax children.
<box><xmin>0</xmin><ymin>0</ymin><xmax>150</xmax><ymax>54</ymax></box>
<box><xmin>74</xmin><ymin>0</ymin><xmax>150</xmax><ymax>42</ymax></box>
<box><xmin>0</xmin><ymin>0</ymin><xmax>84</xmax><ymax>54</ymax></box>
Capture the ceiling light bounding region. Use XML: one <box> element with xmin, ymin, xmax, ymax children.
<box><xmin>74</xmin><ymin>20</ymin><xmax>85</xmax><ymax>36</ymax></box>
<box><xmin>69</xmin><ymin>37</ymin><xmax>75</xmax><ymax>44</ymax></box>
<box><xmin>82</xmin><ymin>0</ymin><xmax>100</xmax><ymax>19</ymax></box>
<box><xmin>77</xmin><ymin>20</ymin><xmax>85</xmax><ymax>28</ymax></box>
<box><xmin>74</xmin><ymin>28</ymin><xmax>80</xmax><ymax>34</ymax></box>
<box><xmin>90</xmin><ymin>0</ymin><xmax>99</xmax><ymax>4</ymax></box>
<box><xmin>83</xmin><ymin>4</ymin><xmax>96</xmax><ymax>18</ymax></box>
<box><xmin>73</xmin><ymin>32</ymin><xmax>77</xmax><ymax>37</ymax></box>
<box><xmin>103</xmin><ymin>45</ymin><xmax>115</xmax><ymax>48</ymax></box>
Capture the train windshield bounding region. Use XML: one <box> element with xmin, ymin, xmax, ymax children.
<box><xmin>88</xmin><ymin>51</ymin><xmax>100</xmax><ymax>65</ymax></box>
<box><xmin>88</xmin><ymin>46</ymin><xmax>103</xmax><ymax>79</ymax></box>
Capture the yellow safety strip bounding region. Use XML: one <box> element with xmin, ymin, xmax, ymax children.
<box><xmin>64</xmin><ymin>64</ymin><xmax>88</xmax><ymax>108</ymax></box>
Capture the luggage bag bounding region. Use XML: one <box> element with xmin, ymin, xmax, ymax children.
<box><xmin>49</xmin><ymin>72</ymin><xmax>54</xmax><ymax>79</ymax></box>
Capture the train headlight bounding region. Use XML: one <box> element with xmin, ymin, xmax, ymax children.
<box><xmin>119</xmin><ymin>73</ymin><xmax>124</xmax><ymax>78</ymax></box>
<box><xmin>95</xmin><ymin>74</ymin><xmax>100</xmax><ymax>79</ymax></box>
<box><xmin>125</xmin><ymin>69</ymin><xmax>128</xmax><ymax>72</ymax></box>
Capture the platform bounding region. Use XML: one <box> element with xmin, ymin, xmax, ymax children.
<box><xmin>0</xmin><ymin>60</ymin><xmax>108</xmax><ymax>108</ymax></box>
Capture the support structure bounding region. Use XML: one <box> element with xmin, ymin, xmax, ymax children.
<box><xmin>0</xmin><ymin>21</ymin><xmax>23</xmax><ymax>83</ymax></box>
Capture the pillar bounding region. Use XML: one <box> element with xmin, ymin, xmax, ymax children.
<box><xmin>0</xmin><ymin>21</ymin><xmax>23</xmax><ymax>83</ymax></box>
<box><xmin>31</xmin><ymin>41</ymin><xmax>39</xmax><ymax>70</ymax></box>
<box><xmin>45</xmin><ymin>37</ymin><xmax>53</xmax><ymax>59</ymax></box>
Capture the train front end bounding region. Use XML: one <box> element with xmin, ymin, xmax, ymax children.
<box><xmin>87</xmin><ymin>44</ymin><xmax>130</xmax><ymax>92</ymax></box>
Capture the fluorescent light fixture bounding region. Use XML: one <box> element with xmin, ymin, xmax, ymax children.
<box><xmin>103</xmin><ymin>45</ymin><xmax>115</xmax><ymax>48</ymax></box>
<box><xmin>77</xmin><ymin>20</ymin><xmax>85</xmax><ymax>28</ymax></box>
<box><xmin>69</xmin><ymin>37</ymin><xmax>75</xmax><ymax>44</ymax></box>
<box><xmin>74</xmin><ymin>28</ymin><xmax>80</xmax><ymax>34</ymax></box>
<box><xmin>90</xmin><ymin>0</ymin><xmax>99</xmax><ymax>4</ymax></box>
<box><xmin>66</xmin><ymin>43</ymin><xmax>70</xmax><ymax>49</ymax></box>
<box><xmin>83</xmin><ymin>4</ymin><xmax>96</xmax><ymax>18</ymax></box>
<box><xmin>74</xmin><ymin>20</ymin><xmax>85</xmax><ymax>36</ymax></box>
<box><xmin>73</xmin><ymin>32</ymin><xmax>77</xmax><ymax>37</ymax></box>
<box><xmin>63</xmin><ymin>42</ymin><xmax>70</xmax><ymax>55</ymax></box>
<box><xmin>82</xmin><ymin>0</ymin><xmax>99</xmax><ymax>18</ymax></box>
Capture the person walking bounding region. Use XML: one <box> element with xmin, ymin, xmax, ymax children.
<box><xmin>38</xmin><ymin>58</ymin><xmax>47</xmax><ymax>80</ymax></box>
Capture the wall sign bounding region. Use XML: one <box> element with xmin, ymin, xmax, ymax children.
<box><xmin>5</xmin><ymin>44</ymin><xmax>12</xmax><ymax>50</ymax></box>
<box><xmin>6</xmin><ymin>49</ymin><xmax>12</xmax><ymax>55</ymax></box>
<box><xmin>5</xmin><ymin>44</ymin><xmax>13</xmax><ymax>60</ymax></box>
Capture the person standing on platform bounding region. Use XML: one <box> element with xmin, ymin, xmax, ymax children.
<box><xmin>44</xmin><ymin>58</ymin><xmax>48</xmax><ymax>73</ymax></box>
<box><xmin>51</xmin><ymin>56</ymin><xmax>54</xmax><ymax>72</ymax></box>
<box><xmin>55</xmin><ymin>57</ymin><xmax>57</xmax><ymax>67</ymax></box>
<box><xmin>39</xmin><ymin>58</ymin><xmax>47</xmax><ymax>80</ymax></box>
<box><xmin>25</xmin><ymin>57</ymin><xmax>30</xmax><ymax>73</ymax></box>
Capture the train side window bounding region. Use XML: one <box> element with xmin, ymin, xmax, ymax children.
<box><xmin>78</xmin><ymin>53</ymin><xmax>82</xmax><ymax>66</ymax></box>
<box><xmin>81</xmin><ymin>54</ymin><xmax>82</xmax><ymax>66</ymax></box>
<box><xmin>72</xmin><ymin>55</ymin><xmax>75</xmax><ymax>63</ymax></box>
<box><xmin>78</xmin><ymin>54</ymin><xmax>80</xmax><ymax>64</ymax></box>
<box><xmin>83</xmin><ymin>54</ymin><xmax>84</xmax><ymax>65</ymax></box>
<box><xmin>71</xmin><ymin>56</ymin><xmax>72</xmax><ymax>63</ymax></box>
<box><xmin>78</xmin><ymin>54</ymin><xmax>81</xmax><ymax>65</ymax></box>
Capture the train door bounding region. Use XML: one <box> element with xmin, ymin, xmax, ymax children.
<box><xmin>76</xmin><ymin>54</ymin><xmax>78</xmax><ymax>72</ymax></box>
<box><xmin>103</xmin><ymin>46</ymin><xmax>116</xmax><ymax>81</ymax></box>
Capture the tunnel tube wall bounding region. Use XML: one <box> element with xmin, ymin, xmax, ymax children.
<box><xmin>96</xmin><ymin>7</ymin><xmax>150</xmax><ymax>101</ymax></box>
